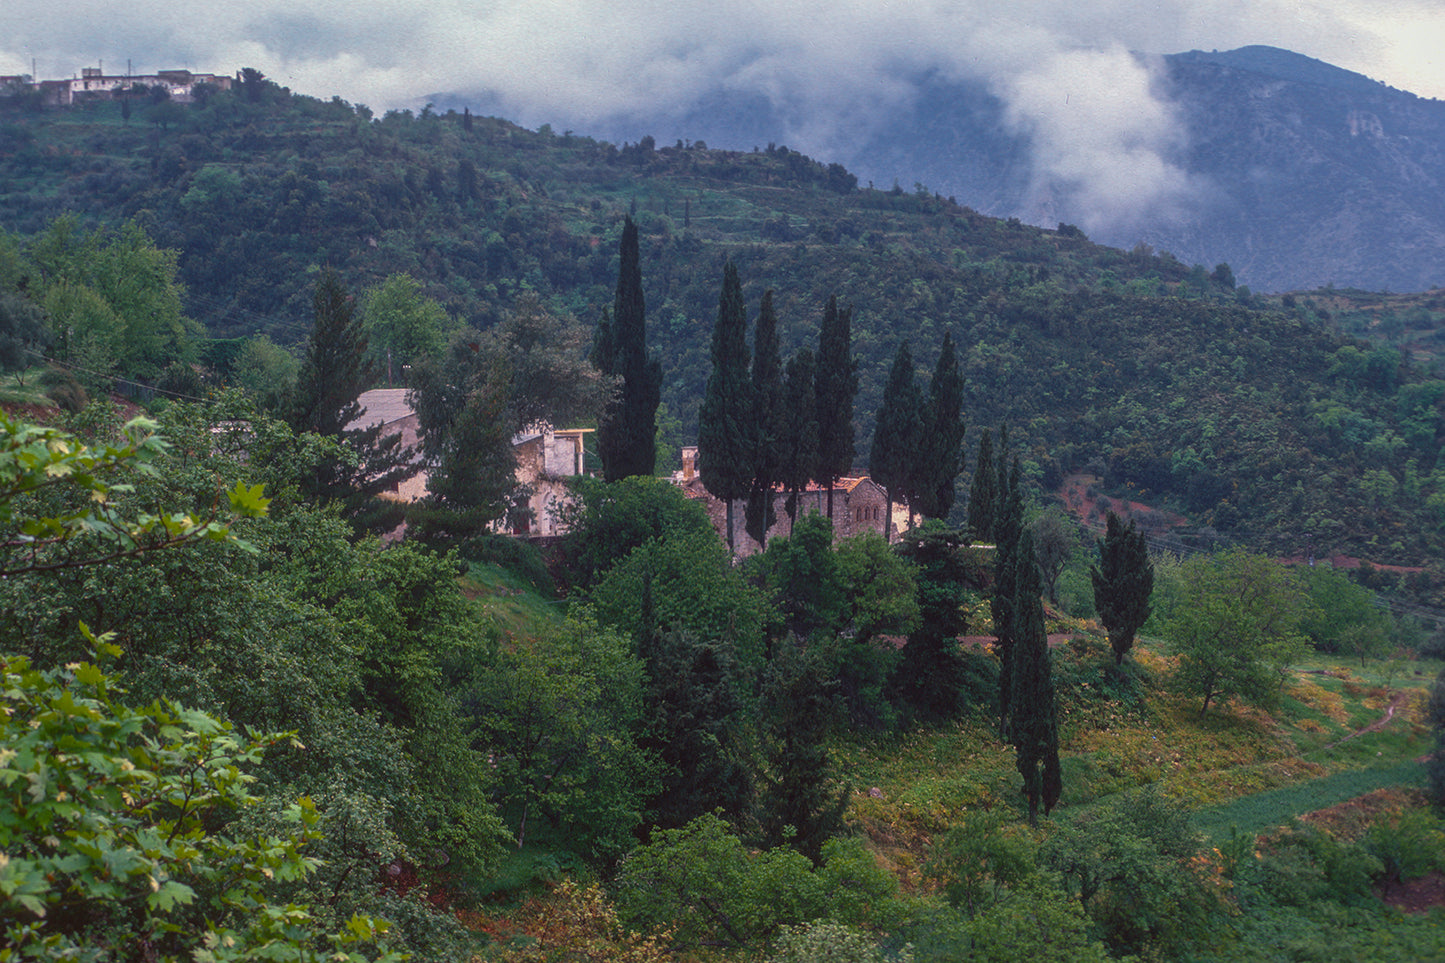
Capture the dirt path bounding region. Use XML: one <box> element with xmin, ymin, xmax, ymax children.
<box><xmin>1322</xmin><ymin>689</ymin><xmax>1411</xmax><ymax>750</ymax></box>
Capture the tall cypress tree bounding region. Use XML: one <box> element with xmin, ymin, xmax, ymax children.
<box><xmin>1091</xmin><ymin>511</ymin><xmax>1155</xmax><ymax>666</ymax></box>
<box><xmin>1008</xmin><ymin>527</ymin><xmax>1062</xmax><ymax>825</ymax></box>
<box><xmin>745</xmin><ymin>290</ymin><xmax>785</xmax><ymax>548</ymax></box>
<box><xmin>814</xmin><ymin>296</ymin><xmax>858</xmax><ymax>519</ymax></box>
<box><xmin>698</xmin><ymin>261</ymin><xmax>754</xmax><ymax>555</ymax></box>
<box><xmin>916</xmin><ymin>330</ymin><xmax>966</xmax><ymax>522</ymax></box>
<box><xmin>596</xmin><ymin>216</ymin><xmax>663</xmax><ymax>480</ymax></box>
<box><xmin>967</xmin><ymin>429</ymin><xmax>996</xmax><ymax>542</ymax></box>
<box><xmin>992</xmin><ymin>457</ymin><xmax>1024</xmax><ymax>735</ymax></box>
<box><xmin>869</xmin><ymin>342</ymin><xmax>922</xmax><ymax>540</ymax></box>
<box><xmin>778</xmin><ymin>349</ymin><xmax>819</xmax><ymax>527</ymax></box>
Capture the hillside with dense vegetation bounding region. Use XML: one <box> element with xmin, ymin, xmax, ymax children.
<box><xmin>1</xmin><ymin>80</ymin><xmax>1442</xmax><ymax>594</ymax></box>
<box><xmin>1</xmin><ymin>73</ymin><xmax>1444</xmax><ymax>959</ymax></box>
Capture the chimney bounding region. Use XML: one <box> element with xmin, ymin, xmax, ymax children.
<box><xmin>681</xmin><ymin>446</ymin><xmax>698</xmax><ymax>482</ymax></box>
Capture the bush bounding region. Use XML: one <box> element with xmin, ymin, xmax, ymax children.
<box><xmin>770</xmin><ymin>920</ymin><xmax>912</xmax><ymax>963</ymax></box>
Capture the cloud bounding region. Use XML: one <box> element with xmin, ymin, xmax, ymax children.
<box><xmin>3</xmin><ymin>1</ymin><xmax>1440</xmax><ymax>232</ymax></box>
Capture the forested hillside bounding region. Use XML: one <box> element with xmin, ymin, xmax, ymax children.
<box><xmin>1</xmin><ymin>75</ymin><xmax>1444</xmax><ymax>963</ymax></box>
<box><xmin>0</xmin><ymin>78</ymin><xmax>1443</xmax><ymax>580</ymax></box>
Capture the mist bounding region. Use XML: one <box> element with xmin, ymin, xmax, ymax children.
<box><xmin>2</xmin><ymin>0</ymin><xmax>1435</xmax><ymax>233</ymax></box>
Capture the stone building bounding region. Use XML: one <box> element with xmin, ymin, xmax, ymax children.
<box><xmin>675</xmin><ymin>446</ymin><xmax>900</xmax><ymax>556</ymax></box>
<box><xmin>27</xmin><ymin>67</ymin><xmax>232</xmax><ymax>107</ymax></box>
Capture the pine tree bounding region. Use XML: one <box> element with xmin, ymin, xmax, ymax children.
<box><xmin>745</xmin><ymin>290</ymin><xmax>785</xmax><ymax>548</ymax></box>
<box><xmin>1008</xmin><ymin>528</ymin><xmax>1062</xmax><ymax>825</ymax></box>
<box><xmin>778</xmin><ymin>349</ymin><xmax>819</xmax><ymax>527</ymax></box>
<box><xmin>1091</xmin><ymin>511</ymin><xmax>1155</xmax><ymax>665</ymax></box>
<box><xmin>814</xmin><ymin>296</ymin><xmax>858</xmax><ymax>519</ymax></box>
<box><xmin>869</xmin><ymin>342</ymin><xmax>922</xmax><ymax>540</ymax></box>
<box><xmin>698</xmin><ymin>261</ymin><xmax>754</xmax><ymax>555</ymax></box>
<box><xmin>290</xmin><ymin>267</ymin><xmax>417</xmax><ymax>519</ymax></box>
<box><xmin>596</xmin><ymin>216</ymin><xmax>662</xmax><ymax>480</ymax></box>
<box><xmin>916</xmin><ymin>330</ymin><xmax>966</xmax><ymax>521</ymax></box>
<box><xmin>967</xmin><ymin>429</ymin><xmax>996</xmax><ymax>542</ymax></box>
<box><xmin>992</xmin><ymin>457</ymin><xmax>1023</xmax><ymax>735</ymax></box>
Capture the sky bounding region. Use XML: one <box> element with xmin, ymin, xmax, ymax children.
<box><xmin>4</xmin><ymin>1</ymin><xmax>1441</xmax><ymax>233</ymax></box>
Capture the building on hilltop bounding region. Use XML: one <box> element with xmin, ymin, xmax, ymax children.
<box><xmin>675</xmin><ymin>446</ymin><xmax>902</xmax><ymax>556</ymax></box>
<box><xmin>18</xmin><ymin>66</ymin><xmax>233</xmax><ymax>107</ymax></box>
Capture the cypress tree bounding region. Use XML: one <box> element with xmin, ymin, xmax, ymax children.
<box><xmin>814</xmin><ymin>296</ymin><xmax>858</xmax><ymax>519</ymax></box>
<box><xmin>778</xmin><ymin>349</ymin><xmax>819</xmax><ymax>527</ymax></box>
<box><xmin>869</xmin><ymin>342</ymin><xmax>923</xmax><ymax>540</ymax></box>
<box><xmin>992</xmin><ymin>457</ymin><xmax>1023</xmax><ymax>735</ymax></box>
<box><xmin>1091</xmin><ymin>511</ymin><xmax>1155</xmax><ymax>665</ymax></box>
<box><xmin>967</xmin><ymin>429</ymin><xmax>996</xmax><ymax>542</ymax></box>
<box><xmin>745</xmin><ymin>290</ymin><xmax>785</xmax><ymax>547</ymax></box>
<box><xmin>916</xmin><ymin>330</ymin><xmax>966</xmax><ymax>521</ymax></box>
<box><xmin>1008</xmin><ymin>527</ymin><xmax>1062</xmax><ymax>825</ymax></box>
<box><xmin>596</xmin><ymin>216</ymin><xmax>662</xmax><ymax>480</ymax></box>
<box><xmin>698</xmin><ymin>261</ymin><xmax>754</xmax><ymax>555</ymax></box>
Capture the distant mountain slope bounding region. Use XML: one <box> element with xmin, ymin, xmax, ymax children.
<box><xmin>497</xmin><ymin>46</ymin><xmax>1445</xmax><ymax>294</ymax></box>
<box><xmin>0</xmin><ymin>87</ymin><xmax>1441</xmax><ymax>576</ymax></box>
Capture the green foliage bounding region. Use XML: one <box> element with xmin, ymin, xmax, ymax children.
<box><xmin>0</xmin><ymin>641</ymin><xmax>401</xmax><ymax>962</ymax></box>
<box><xmin>925</xmin><ymin>809</ymin><xmax>1039</xmax><ymax>918</ymax></box>
<box><xmin>587</xmin><ymin>526</ymin><xmax>771</xmax><ymax>667</ymax></box>
<box><xmin>1041</xmin><ymin>786</ymin><xmax>1222</xmax><ymax>957</ymax></box>
<box><xmin>1008</xmin><ymin>529</ymin><xmax>1062</xmax><ymax>822</ymax></box>
<box><xmin>1362</xmin><ymin>809</ymin><xmax>1445</xmax><ymax>891</ymax></box>
<box><xmin>869</xmin><ymin>342</ymin><xmax>923</xmax><ymax>522</ymax></box>
<box><xmin>0</xmin><ymin>410</ymin><xmax>264</xmax><ymax>576</ymax></box>
<box><xmin>1167</xmin><ymin>548</ymin><xmax>1311</xmax><ymax>716</ymax></box>
<box><xmin>596</xmin><ymin>215</ymin><xmax>662</xmax><ymax>481</ymax></box>
<box><xmin>914</xmin><ymin>330</ymin><xmax>966</xmax><ymax>522</ymax></box>
<box><xmin>463</xmin><ymin>613</ymin><xmax>656</xmax><ymax>859</ymax></box>
<box><xmin>814</xmin><ymin>296</ymin><xmax>859</xmax><ymax>511</ymax></box>
<box><xmin>746</xmin><ymin>289</ymin><xmax>785</xmax><ymax>546</ymax></box>
<box><xmin>966</xmin><ymin>429</ymin><xmax>996</xmax><ymax>543</ymax></box>
<box><xmin>614</xmin><ymin>813</ymin><xmax>905</xmax><ymax>950</ymax></box>
<box><xmin>1298</xmin><ymin>565</ymin><xmax>1393</xmax><ymax>664</ymax></box>
<box><xmin>554</xmin><ymin>473</ymin><xmax>713</xmax><ymax>592</ymax></box>
<box><xmin>359</xmin><ymin>272</ymin><xmax>455</xmax><ymax>375</ymax></box>
<box><xmin>769</xmin><ymin>920</ymin><xmax>912</xmax><ymax>963</ymax></box>
<box><xmin>698</xmin><ymin>260</ymin><xmax>754</xmax><ymax>552</ymax></box>
<box><xmin>1089</xmin><ymin>511</ymin><xmax>1154</xmax><ymax>665</ymax></box>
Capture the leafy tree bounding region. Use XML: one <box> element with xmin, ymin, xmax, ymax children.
<box><xmin>746</xmin><ymin>290</ymin><xmax>785</xmax><ymax>547</ymax></box>
<box><xmin>778</xmin><ymin>348</ymin><xmax>819</xmax><ymax>526</ymax></box>
<box><xmin>554</xmin><ymin>473</ymin><xmax>714</xmax><ymax>591</ymax></box>
<box><xmin>587</xmin><ymin>527</ymin><xmax>772</xmax><ymax>669</ymax></box>
<box><xmin>757</xmin><ymin>511</ymin><xmax>847</xmax><ymax>641</ymax></box>
<box><xmin>464</xmin><ymin>613</ymin><xmax>656</xmax><ymax>859</ymax></box>
<box><xmin>359</xmin><ymin>273</ymin><xmax>453</xmax><ymax>378</ymax></box>
<box><xmin>1089</xmin><ymin>511</ymin><xmax>1154</xmax><ymax>665</ymax></box>
<box><xmin>1007</xmin><ymin>528</ymin><xmax>1061</xmax><ymax>824</ymax></box>
<box><xmin>769</xmin><ymin>921</ymin><xmax>909</xmax><ymax>963</ymax></box>
<box><xmin>27</xmin><ymin>217</ymin><xmax>198</xmax><ymax>383</ymax></box>
<box><xmin>925</xmin><ymin>808</ymin><xmax>1039</xmax><ymax>918</ymax></box>
<box><xmin>1298</xmin><ymin>565</ymin><xmax>1392</xmax><ymax>664</ymax></box>
<box><xmin>869</xmin><ymin>342</ymin><xmax>923</xmax><ymax>536</ymax></box>
<box><xmin>0</xmin><ymin>641</ymin><xmax>402</xmax><ymax>963</ymax></box>
<box><xmin>231</xmin><ymin>333</ymin><xmax>299</xmax><ymax>411</ymax></box>
<box><xmin>1167</xmin><ymin>548</ymin><xmax>1311</xmax><ymax>716</ymax></box>
<box><xmin>1041</xmin><ymin>787</ymin><xmax>1220</xmax><ymax>957</ymax></box>
<box><xmin>595</xmin><ymin>215</ymin><xmax>662</xmax><ymax>480</ymax></box>
<box><xmin>915</xmin><ymin>330</ymin><xmax>967</xmax><ymax>521</ymax></box>
<box><xmin>698</xmin><ymin>261</ymin><xmax>754</xmax><ymax>554</ymax></box>
<box><xmin>417</xmin><ymin>371</ymin><xmax>517</xmax><ymax>535</ymax></box>
<box><xmin>966</xmin><ymin>429</ymin><xmax>996</xmax><ymax>542</ymax></box>
<box><xmin>1030</xmin><ymin>507</ymin><xmax>1077</xmax><ymax>607</ymax></box>
<box><xmin>0</xmin><ymin>292</ymin><xmax>47</xmax><ymax>374</ymax></box>
<box><xmin>814</xmin><ymin>295</ymin><xmax>858</xmax><ymax>518</ymax></box>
